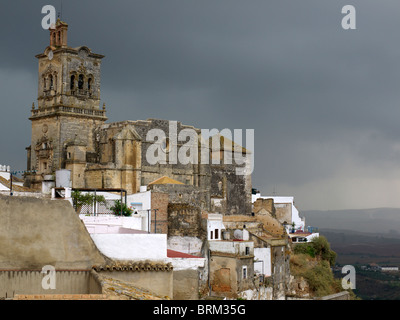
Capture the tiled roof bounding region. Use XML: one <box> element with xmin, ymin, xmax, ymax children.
<box><xmin>92</xmin><ymin>261</ymin><xmax>173</xmax><ymax>272</ymax></box>
<box><xmin>201</xmin><ymin>134</ymin><xmax>250</xmax><ymax>153</ymax></box>
<box><xmin>148</xmin><ymin>176</ymin><xmax>184</xmax><ymax>185</ymax></box>
<box><xmin>167</xmin><ymin>249</ymin><xmax>201</xmax><ymax>258</ymax></box>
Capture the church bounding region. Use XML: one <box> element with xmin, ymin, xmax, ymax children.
<box><xmin>25</xmin><ymin>19</ymin><xmax>252</xmax><ymax>215</ymax></box>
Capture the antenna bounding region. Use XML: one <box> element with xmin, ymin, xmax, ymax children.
<box><xmin>272</xmin><ymin>186</ymin><xmax>277</xmax><ymax>196</ymax></box>
<box><xmin>58</xmin><ymin>0</ymin><xmax>63</xmax><ymax>20</ymax></box>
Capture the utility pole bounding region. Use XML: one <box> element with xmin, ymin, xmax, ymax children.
<box><xmin>9</xmin><ymin>173</ymin><xmax>13</xmax><ymax>196</ymax></box>
<box><xmin>147</xmin><ymin>209</ymin><xmax>151</xmax><ymax>233</ymax></box>
<box><xmin>9</xmin><ymin>169</ymin><xmax>36</xmax><ymax>196</ymax></box>
<box><xmin>153</xmin><ymin>209</ymin><xmax>158</xmax><ymax>233</ymax></box>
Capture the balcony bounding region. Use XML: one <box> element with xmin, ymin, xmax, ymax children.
<box><xmin>30</xmin><ymin>105</ymin><xmax>107</xmax><ymax>119</ymax></box>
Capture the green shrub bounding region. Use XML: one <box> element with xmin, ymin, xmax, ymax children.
<box><xmin>293</xmin><ymin>243</ymin><xmax>316</xmax><ymax>258</ymax></box>
<box><xmin>311</xmin><ymin>236</ymin><xmax>337</xmax><ymax>266</ymax></box>
<box><xmin>303</xmin><ymin>260</ymin><xmax>336</xmax><ymax>297</ymax></box>
<box><xmin>110</xmin><ymin>200</ymin><xmax>133</xmax><ymax>217</ymax></box>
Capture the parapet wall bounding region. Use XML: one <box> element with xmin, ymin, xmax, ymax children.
<box><xmin>0</xmin><ymin>194</ymin><xmax>107</xmax><ymax>270</ymax></box>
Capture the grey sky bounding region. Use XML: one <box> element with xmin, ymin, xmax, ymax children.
<box><xmin>1</xmin><ymin>0</ymin><xmax>400</xmax><ymax>210</ymax></box>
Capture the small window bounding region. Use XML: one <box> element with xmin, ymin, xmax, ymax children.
<box><xmin>210</xmin><ymin>231</ymin><xmax>213</xmax><ymax>239</ymax></box>
<box><xmin>215</xmin><ymin>229</ymin><xmax>219</xmax><ymax>239</ymax></box>
<box><xmin>245</xmin><ymin>247</ymin><xmax>250</xmax><ymax>255</ymax></box>
<box><xmin>243</xmin><ymin>266</ymin><xmax>247</xmax><ymax>279</ymax></box>
<box><xmin>161</xmin><ymin>138</ymin><xmax>170</xmax><ymax>153</ymax></box>
<box><xmin>88</xmin><ymin>78</ymin><xmax>92</xmax><ymax>90</ymax></box>
<box><xmin>78</xmin><ymin>74</ymin><xmax>84</xmax><ymax>90</ymax></box>
<box><xmin>70</xmin><ymin>75</ymin><xmax>75</xmax><ymax>90</ymax></box>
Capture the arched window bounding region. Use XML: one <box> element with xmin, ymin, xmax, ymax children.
<box><xmin>58</xmin><ymin>31</ymin><xmax>61</xmax><ymax>42</ymax></box>
<box><xmin>49</xmin><ymin>75</ymin><xmax>53</xmax><ymax>89</ymax></box>
<box><xmin>88</xmin><ymin>78</ymin><xmax>92</xmax><ymax>91</ymax></box>
<box><xmin>78</xmin><ymin>74</ymin><xmax>84</xmax><ymax>90</ymax></box>
<box><xmin>70</xmin><ymin>75</ymin><xmax>75</xmax><ymax>90</ymax></box>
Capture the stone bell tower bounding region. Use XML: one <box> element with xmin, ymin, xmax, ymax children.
<box><xmin>25</xmin><ymin>19</ymin><xmax>108</xmax><ymax>190</ymax></box>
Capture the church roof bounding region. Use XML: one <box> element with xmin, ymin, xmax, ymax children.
<box><xmin>200</xmin><ymin>134</ymin><xmax>250</xmax><ymax>153</ymax></box>
<box><xmin>148</xmin><ymin>176</ymin><xmax>184</xmax><ymax>186</ymax></box>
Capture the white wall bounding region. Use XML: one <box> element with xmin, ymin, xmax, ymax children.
<box><xmin>127</xmin><ymin>191</ymin><xmax>152</xmax><ymax>231</ymax></box>
<box><xmin>254</xmin><ymin>247</ymin><xmax>272</xmax><ymax>277</ymax></box>
<box><xmin>168</xmin><ymin>236</ymin><xmax>203</xmax><ymax>255</ymax></box>
<box><xmin>127</xmin><ymin>190</ymin><xmax>151</xmax><ymax>212</ymax></box>
<box><xmin>80</xmin><ymin>214</ymin><xmax>144</xmax><ymax>232</ymax></box>
<box><xmin>166</xmin><ymin>257</ymin><xmax>206</xmax><ymax>271</ymax></box>
<box><xmin>209</xmin><ymin>240</ymin><xmax>254</xmax><ymax>256</ymax></box>
<box><xmin>306</xmin><ymin>233</ymin><xmax>319</xmax><ymax>242</ymax></box>
<box><xmin>90</xmin><ymin>233</ymin><xmax>167</xmax><ymax>261</ymax></box>
<box><xmin>207</xmin><ymin>214</ymin><xmax>225</xmax><ymax>240</ymax></box>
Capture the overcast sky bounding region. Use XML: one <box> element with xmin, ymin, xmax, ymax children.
<box><xmin>1</xmin><ymin>0</ymin><xmax>400</xmax><ymax>210</ymax></box>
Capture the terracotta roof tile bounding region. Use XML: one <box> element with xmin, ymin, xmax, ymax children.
<box><xmin>148</xmin><ymin>176</ymin><xmax>184</xmax><ymax>185</ymax></box>
<box><xmin>167</xmin><ymin>249</ymin><xmax>201</xmax><ymax>258</ymax></box>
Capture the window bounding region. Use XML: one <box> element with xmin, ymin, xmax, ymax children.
<box><xmin>88</xmin><ymin>78</ymin><xmax>92</xmax><ymax>91</ymax></box>
<box><xmin>70</xmin><ymin>75</ymin><xmax>75</xmax><ymax>90</ymax></box>
<box><xmin>161</xmin><ymin>138</ymin><xmax>170</xmax><ymax>153</ymax></box>
<box><xmin>78</xmin><ymin>74</ymin><xmax>84</xmax><ymax>90</ymax></box>
<box><xmin>242</xmin><ymin>266</ymin><xmax>247</xmax><ymax>279</ymax></box>
<box><xmin>245</xmin><ymin>246</ymin><xmax>250</xmax><ymax>255</ymax></box>
<box><xmin>49</xmin><ymin>75</ymin><xmax>53</xmax><ymax>89</ymax></box>
<box><xmin>210</xmin><ymin>231</ymin><xmax>213</xmax><ymax>240</ymax></box>
<box><xmin>215</xmin><ymin>229</ymin><xmax>219</xmax><ymax>239</ymax></box>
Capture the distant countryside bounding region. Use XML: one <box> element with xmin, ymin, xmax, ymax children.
<box><xmin>303</xmin><ymin>208</ymin><xmax>400</xmax><ymax>300</ymax></box>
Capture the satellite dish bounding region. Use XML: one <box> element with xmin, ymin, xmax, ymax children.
<box><xmin>233</xmin><ymin>229</ymin><xmax>243</xmax><ymax>240</ymax></box>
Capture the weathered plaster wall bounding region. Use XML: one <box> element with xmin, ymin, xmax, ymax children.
<box><xmin>0</xmin><ymin>195</ymin><xmax>107</xmax><ymax>270</ymax></box>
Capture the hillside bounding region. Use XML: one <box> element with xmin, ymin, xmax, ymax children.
<box><xmin>320</xmin><ymin>228</ymin><xmax>400</xmax><ymax>265</ymax></box>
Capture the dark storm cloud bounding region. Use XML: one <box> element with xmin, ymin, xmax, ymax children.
<box><xmin>2</xmin><ymin>1</ymin><xmax>400</xmax><ymax>209</ymax></box>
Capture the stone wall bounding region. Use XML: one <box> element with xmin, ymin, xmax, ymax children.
<box><xmin>172</xmin><ymin>269</ymin><xmax>200</xmax><ymax>300</ymax></box>
<box><xmin>168</xmin><ymin>203</ymin><xmax>204</xmax><ymax>238</ymax></box>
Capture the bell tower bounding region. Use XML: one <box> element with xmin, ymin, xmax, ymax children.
<box><xmin>26</xmin><ymin>19</ymin><xmax>108</xmax><ymax>190</ymax></box>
